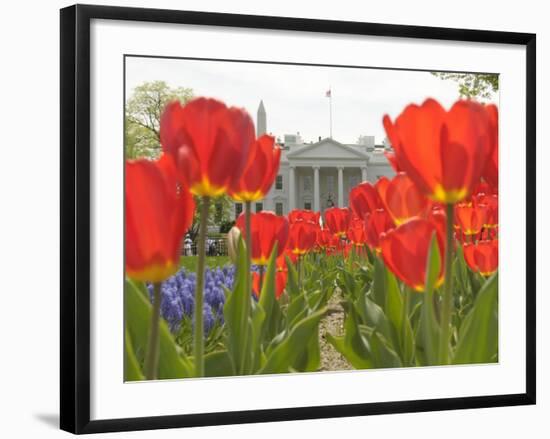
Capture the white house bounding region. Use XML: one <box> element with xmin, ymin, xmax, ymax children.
<box><xmin>233</xmin><ymin>101</ymin><xmax>396</xmax><ymax>218</ymax></box>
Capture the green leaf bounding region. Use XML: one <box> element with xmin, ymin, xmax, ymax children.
<box><xmin>417</xmin><ymin>235</ymin><xmax>442</xmax><ymax>366</ymax></box>
<box><xmin>204</xmin><ymin>350</ymin><xmax>234</xmax><ymax>377</ymax></box>
<box><xmin>365</xmin><ymin>329</ymin><xmax>403</xmax><ymax>368</ymax></box>
<box><xmin>255</xmin><ymin>245</ymin><xmax>281</xmax><ymax>352</ymax></box>
<box><xmin>258</xmin><ymin>245</ymin><xmax>278</xmax><ymax>319</ymax></box>
<box><xmin>264</xmin><ymin>299</ymin><xmax>284</xmax><ymax>344</ymax></box>
<box><xmin>306</xmin><ymin>289</ymin><xmax>326</xmax><ymax>312</ymax></box>
<box><xmin>326</xmin><ymin>301</ymin><xmax>373</xmax><ymax>369</ymax></box>
<box><xmin>360</xmin><ymin>295</ymin><xmax>394</xmax><ymax>343</ymax></box>
<box><xmin>223</xmin><ymin>238</ymin><xmax>252</xmax><ymax>375</ymax></box>
<box><xmin>128</xmin><ymin>278</ymin><xmax>150</xmax><ymax>300</ymax></box>
<box><xmin>385</xmin><ymin>269</ymin><xmax>415</xmax><ymax>365</ymax></box>
<box><xmin>286</xmin><ymin>294</ymin><xmax>307</xmax><ymax>329</ymax></box>
<box><xmin>285</xmin><ymin>255</ymin><xmax>300</xmax><ymax>298</ymax></box>
<box><xmin>250</xmin><ymin>300</ymin><xmax>266</xmax><ymax>372</ymax></box>
<box><xmin>124</xmin><ymin>327</ymin><xmax>144</xmax><ymax>381</ymax></box>
<box><xmin>260</xmin><ymin>308</ymin><xmax>326</xmax><ymax>374</ymax></box>
<box><xmin>453</xmin><ymin>272</ymin><xmax>498</xmax><ymax>364</ymax></box>
<box><xmin>454</xmin><ymin>245</ymin><xmax>470</xmax><ymax>296</ymax></box>
<box><xmin>292</xmin><ymin>328</ymin><xmax>321</xmax><ymax>372</ymax></box>
<box><xmin>340</xmin><ymin>269</ymin><xmax>357</xmax><ymax>298</ymax></box>
<box><xmin>125</xmin><ymin>279</ymin><xmax>193</xmax><ymax>379</ymax></box>
<box><xmin>372</xmin><ymin>257</ymin><xmax>386</xmax><ymax>308</ymax></box>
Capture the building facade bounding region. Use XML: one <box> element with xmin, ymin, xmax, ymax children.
<box><xmin>233</xmin><ymin>101</ymin><xmax>396</xmax><ymax>218</ymax></box>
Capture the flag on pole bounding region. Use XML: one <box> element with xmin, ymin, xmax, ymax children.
<box><xmin>326</xmin><ymin>87</ymin><xmax>333</xmax><ymax>138</ymax></box>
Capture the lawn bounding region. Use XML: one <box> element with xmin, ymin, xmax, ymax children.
<box><xmin>179</xmin><ymin>255</ymin><xmax>231</xmax><ymax>272</ymax></box>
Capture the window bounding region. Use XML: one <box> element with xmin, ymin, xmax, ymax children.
<box><xmin>303</xmin><ymin>175</ymin><xmax>312</xmax><ymax>191</ymax></box>
<box><xmin>304</xmin><ymin>202</ymin><xmax>312</xmax><ymax>210</ymax></box>
<box><xmin>255</xmin><ymin>202</ymin><xmax>263</xmax><ymax>213</ymax></box>
<box><xmin>275</xmin><ymin>175</ymin><xmax>283</xmax><ymax>190</ymax></box>
<box><xmin>326</xmin><ymin>175</ymin><xmax>335</xmax><ymax>193</ymax></box>
<box><xmin>235</xmin><ymin>203</ymin><xmax>243</xmax><ymax>218</ymax></box>
<box><xmin>275</xmin><ymin>202</ymin><xmax>284</xmax><ymax>216</ymax></box>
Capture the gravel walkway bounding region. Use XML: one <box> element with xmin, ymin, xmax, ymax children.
<box><xmin>319</xmin><ymin>289</ymin><xmax>353</xmax><ymax>371</ymax></box>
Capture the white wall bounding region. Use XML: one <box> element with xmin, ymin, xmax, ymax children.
<box><xmin>0</xmin><ymin>0</ymin><xmax>546</xmax><ymax>438</ymax></box>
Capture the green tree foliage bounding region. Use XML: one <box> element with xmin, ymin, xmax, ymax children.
<box><xmin>431</xmin><ymin>72</ymin><xmax>499</xmax><ymax>101</ymax></box>
<box><xmin>125</xmin><ymin>81</ymin><xmax>194</xmax><ymax>159</ymax></box>
<box><xmin>188</xmin><ymin>196</ymin><xmax>234</xmax><ymax>241</ymax></box>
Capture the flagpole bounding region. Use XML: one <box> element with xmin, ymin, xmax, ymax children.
<box><xmin>329</xmin><ymin>86</ymin><xmax>333</xmax><ymax>139</ymax></box>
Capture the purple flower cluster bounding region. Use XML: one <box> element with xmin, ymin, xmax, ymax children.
<box><xmin>148</xmin><ymin>265</ymin><xmax>235</xmax><ymax>335</ymax></box>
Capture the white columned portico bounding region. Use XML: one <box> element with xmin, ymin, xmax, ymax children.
<box><xmin>289</xmin><ymin>166</ymin><xmax>296</xmax><ymax>210</ymax></box>
<box><xmin>361</xmin><ymin>166</ymin><xmax>368</xmax><ymax>182</ymax></box>
<box><xmin>337</xmin><ymin>166</ymin><xmax>344</xmax><ymax>207</ymax></box>
<box><xmin>313</xmin><ymin>166</ymin><xmax>320</xmax><ymax>212</ymax></box>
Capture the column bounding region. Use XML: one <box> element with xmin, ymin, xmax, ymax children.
<box><xmin>361</xmin><ymin>166</ymin><xmax>368</xmax><ymax>182</ymax></box>
<box><xmin>289</xmin><ymin>166</ymin><xmax>296</xmax><ymax>211</ymax></box>
<box><xmin>313</xmin><ymin>166</ymin><xmax>320</xmax><ymax>212</ymax></box>
<box><xmin>337</xmin><ymin>166</ymin><xmax>344</xmax><ymax>207</ymax></box>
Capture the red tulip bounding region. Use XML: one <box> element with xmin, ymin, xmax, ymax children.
<box><xmin>475</xmin><ymin>193</ymin><xmax>498</xmax><ymax>229</ymax></box>
<box><xmin>375</xmin><ymin>177</ymin><xmax>390</xmax><ymax>205</ymax></box>
<box><xmin>288</xmin><ymin>219</ymin><xmax>317</xmax><ymax>255</ymax></box>
<box><xmin>463</xmin><ymin>239</ymin><xmax>498</xmax><ymax>276</ymax></box>
<box><xmin>383</xmin><ymin>98</ymin><xmax>495</xmax><ymax>204</ymax></box>
<box><xmin>288</xmin><ymin>209</ymin><xmax>321</xmax><ymax>225</ymax></box>
<box><xmin>276</xmin><ymin>253</ymin><xmax>289</xmax><ymax>271</ymax></box>
<box><xmin>455</xmin><ymin>202</ymin><xmax>488</xmax><ymax>235</ymax></box>
<box><xmin>428</xmin><ymin>209</ymin><xmax>448</xmax><ymax>243</ymax></box>
<box><xmin>343</xmin><ymin>243</ymin><xmax>355</xmax><ymax>258</ymax></box>
<box><xmin>384</xmin><ymin>151</ymin><xmax>402</xmax><ymax>173</ymax></box>
<box><xmin>236</xmin><ymin>211</ymin><xmax>289</xmax><ymax>265</ymax></box>
<box><xmin>347</xmin><ymin>218</ymin><xmax>367</xmax><ymax>246</ymax></box>
<box><xmin>252</xmin><ymin>270</ymin><xmax>287</xmax><ymax>299</ymax></box>
<box><xmin>349</xmin><ymin>182</ymin><xmax>383</xmax><ymax>220</ymax></box>
<box><xmin>483</xmin><ymin>105</ymin><xmax>499</xmax><ymax>189</ymax></box>
<box><xmin>160</xmin><ymin>98</ymin><xmax>255</xmax><ymax>197</ymax></box>
<box><xmin>364</xmin><ymin>209</ymin><xmax>395</xmax><ymax>252</ymax></box>
<box><xmin>472</xmin><ymin>181</ymin><xmax>495</xmax><ymax>198</ymax></box>
<box><xmin>380</xmin><ymin>173</ymin><xmax>429</xmax><ymax>225</ymax></box>
<box><xmin>380</xmin><ymin>218</ymin><xmax>446</xmax><ymax>292</ymax></box>
<box><xmin>229</xmin><ymin>135</ymin><xmax>282</xmax><ymax>201</ymax></box>
<box><xmin>125</xmin><ymin>155</ymin><xmax>195</xmax><ymax>282</ymax></box>
<box><xmin>324</xmin><ymin>207</ymin><xmax>351</xmax><ymax>237</ymax></box>
<box><xmin>331</xmin><ymin>234</ymin><xmax>345</xmax><ymax>255</ymax></box>
<box><xmin>316</xmin><ymin>228</ymin><xmax>334</xmax><ymax>249</ymax></box>
<box><xmin>431</xmin><ymin>202</ymin><xmax>446</xmax><ymax>214</ymax></box>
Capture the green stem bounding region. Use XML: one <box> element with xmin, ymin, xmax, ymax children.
<box><xmin>144</xmin><ymin>282</ymin><xmax>162</xmax><ymax>380</ymax></box>
<box><xmin>193</xmin><ymin>196</ymin><xmax>210</xmax><ymax>377</ymax></box>
<box><xmin>245</xmin><ymin>200</ymin><xmax>252</xmax><ymax>297</ymax></box>
<box><xmin>439</xmin><ymin>203</ymin><xmax>455</xmax><ymax>365</ymax></box>
<box><xmin>401</xmin><ymin>286</ymin><xmax>411</xmax><ymax>365</ymax></box>
<box><xmin>237</xmin><ymin>200</ymin><xmax>253</xmax><ymax>375</ymax></box>
<box><xmin>297</xmin><ymin>255</ymin><xmax>302</xmax><ymax>290</ymax></box>
<box><xmin>403</xmin><ymin>286</ymin><xmax>411</xmax><ymax>320</ymax></box>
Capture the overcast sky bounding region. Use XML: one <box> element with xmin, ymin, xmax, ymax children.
<box><xmin>125</xmin><ymin>56</ymin><xmax>498</xmax><ymax>145</ymax></box>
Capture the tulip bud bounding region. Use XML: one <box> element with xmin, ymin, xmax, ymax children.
<box><xmin>227</xmin><ymin>226</ymin><xmax>242</xmax><ymax>264</ymax></box>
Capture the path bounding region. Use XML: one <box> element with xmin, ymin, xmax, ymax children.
<box><xmin>319</xmin><ymin>289</ymin><xmax>352</xmax><ymax>371</ymax></box>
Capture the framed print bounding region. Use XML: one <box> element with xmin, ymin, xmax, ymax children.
<box><xmin>60</xmin><ymin>4</ymin><xmax>536</xmax><ymax>434</ymax></box>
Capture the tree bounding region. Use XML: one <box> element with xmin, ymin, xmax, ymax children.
<box><xmin>125</xmin><ymin>81</ymin><xmax>194</xmax><ymax>159</ymax></box>
<box><xmin>187</xmin><ymin>196</ymin><xmax>234</xmax><ymax>242</ymax></box>
<box><xmin>431</xmin><ymin>72</ymin><xmax>499</xmax><ymax>101</ymax></box>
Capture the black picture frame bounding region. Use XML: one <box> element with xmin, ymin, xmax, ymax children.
<box><xmin>60</xmin><ymin>4</ymin><xmax>536</xmax><ymax>434</ymax></box>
